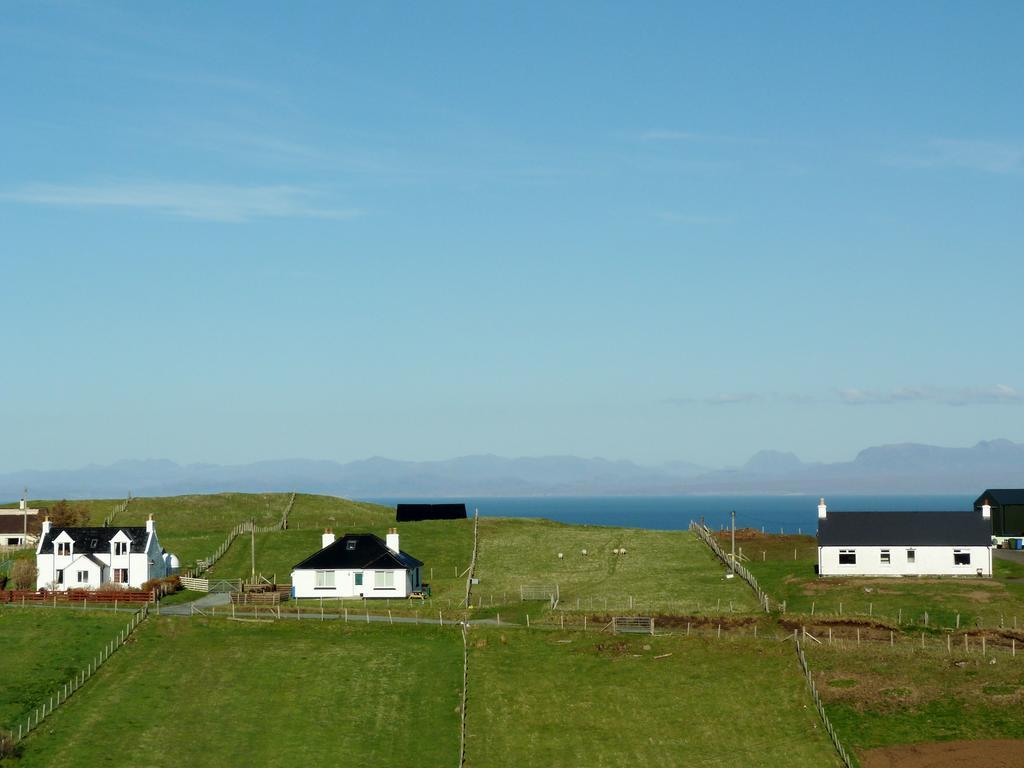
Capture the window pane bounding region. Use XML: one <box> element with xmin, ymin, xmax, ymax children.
<box><xmin>906</xmin><ymin>549</ymin><xmax>915</xmax><ymax>563</ymax></box>
<box><xmin>354</xmin><ymin>573</ymin><xmax>363</xmax><ymax>586</ymax></box>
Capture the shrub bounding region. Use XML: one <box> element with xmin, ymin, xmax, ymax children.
<box><xmin>9</xmin><ymin>560</ymin><xmax>36</xmax><ymax>590</ymax></box>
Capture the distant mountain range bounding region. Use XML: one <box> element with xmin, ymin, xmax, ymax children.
<box><xmin>1</xmin><ymin>440</ymin><xmax>1022</xmax><ymax>500</ymax></box>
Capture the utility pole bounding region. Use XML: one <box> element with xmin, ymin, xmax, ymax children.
<box><xmin>730</xmin><ymin>510</ymin><xmax>736</xmax><ymax>573</ymax></box>
<box><xmin>22</xmin><ymin>487</ymin><xmax>28</xmax><ymax>544</ymax></box>
<box><xmin>251</xmin><ymin>519</ymin><xmax>256</xmax><ymax>583</ymax></box>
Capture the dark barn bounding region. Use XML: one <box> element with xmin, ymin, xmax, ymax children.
<box><xmin>395</xmin><ymin>503</ymin><xmax>468</xmax><ymax>522</ymax></box>
<box><xmin>975</xmin><ymin>489</ymin><xmax>1024</xmax><ymax>537</ymax></box>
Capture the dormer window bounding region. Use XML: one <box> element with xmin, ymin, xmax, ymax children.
<box><xmin>114</xmin><ymin>541</ymin><xmax>129</xmax><ymax>556</ymax></box>
<box><xmin>57</xmin><ymin>542</ymin><xmax>71</xmax><ymax>556</ymax></box>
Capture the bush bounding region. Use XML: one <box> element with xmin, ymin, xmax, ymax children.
<box><xmin>141</xmin><ymin>575</ymin><xmax>181</xmax><ymax>594</ymax></box>
<box><xmin>9</xmin><ymin>560</ymin><xmax>36</xmax><ymax>590</ymax></box>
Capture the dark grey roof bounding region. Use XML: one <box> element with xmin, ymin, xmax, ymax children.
<box><xmin>293</xmin><ymin>533</ymin><xmax>424</xmax><ymax>571</ymax></box>
<box><xmin>817</xmin><ymin>512</ymin><xmax>992</xmax><ymax>547</ymax></box>
<box><xmin>0</xmin><ymin>516</ymin><xmax>34</xmax><ymax>534</ymax></box>
<box><xmin>39</xmin><ymin>527</ymin><xmax>149</xmax><ymax>553</ymax></box>
<box><xmin>396</xmin><ymin>504</ymin><xmax>467</xmax><ymax>522</ymax></box>
<box><xmin>975</xmin><ymin>489</ymin><xmax>1024</xmax><ymax>507</ymax></box>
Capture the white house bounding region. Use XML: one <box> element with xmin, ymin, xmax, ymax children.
<box><xmin>291</xmin><ymin>528</ymin><xmax>424</xmax><ymax>599</ymax></box>
<box><xmin>35</xmin><ymin>515</ymin><xmax>180</xmax><ymax>591</ymax></box>
<box><xmin>816</xmin><ymin>498</ymin><xmax>993</xmax><ymax>577</ymax></box>
<box><xmin>0</xmin><ymin>498</ymin><xmax>41</xmax><ymax>547</ymax></box>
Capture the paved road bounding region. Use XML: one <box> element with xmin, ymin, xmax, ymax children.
<box><xmin>994</xmin><ymin>548</ymin><xmax>1024</xmax><ymax>565</ymax></box>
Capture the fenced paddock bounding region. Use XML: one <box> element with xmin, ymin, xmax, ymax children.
<box><xmin>1</xmin><ymin>589</ymin><xmax>156</xmax><ymax>605</ymax></box>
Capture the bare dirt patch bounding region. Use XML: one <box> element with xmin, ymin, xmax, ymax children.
<box><xmin>859</xmin><ymin>739</ymin><xmax>1024</xmax><ymax>768</ymax></box>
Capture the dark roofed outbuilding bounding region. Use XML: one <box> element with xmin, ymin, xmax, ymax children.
<box><xmin>395</xmin><ymin>503</ymin><xmax>467</xmax><ymax>522</ymax></box>
<box><xmin>974</xmin><ymin>490</ymin><xmax>1024</xmax><ymax>537</ymax></box>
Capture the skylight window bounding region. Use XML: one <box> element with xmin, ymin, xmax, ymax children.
<box><xmin>346</xmin><ymin>540</ymin><xmax>357</xmax><ymax>550</ymax></box>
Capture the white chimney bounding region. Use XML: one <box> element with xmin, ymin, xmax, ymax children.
<box><xmin>981</xmin><ymin>499</ymin><xmax>991</xmax><ymax>519</ymax></box>
<box><xmin>146</xmin><ymin>514</ymin><xmax>155</xmax><ymax>534</ymax></box>
<box><xmin>817</xmin><ymin>497</ymin><xmax>827</xmax><ymax>519</ymax></box>
<box><xmin>322</xmin><ymin>528</ymin><xmax>335</xmax><ymax>549</ymax></box>
<box><xmin>41</xmin><ymin>516</ymin><xmax>51</xmax><ymax>537</ymax></box>
<box><xmin>19</xmin><ymin>497</ymin><xmax>26</xmax><ymax>511</ymax></box>
<box><xmin>386</xmin><ymin>528</ymin><xmax>400</xmax><ymax>554</ymax></box>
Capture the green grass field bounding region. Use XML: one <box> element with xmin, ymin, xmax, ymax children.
<box><xmin>0</xmin><ymin>609</ymin><xmax>129</xmax><ymax>735</ymax></box>
<box><xmin>806</xmin><ymin>640</ymin><xmax>1024</xmax><ymax>759</ymax></box>
<box><xmin>466</xmin><ymin>626</ymin><xmax>841</xmax><ymax>767</ymax></box>
<box><xmin>736</xmin><ymin>533</ymin><xmax>1024</xmax><ymax>628</ymax></box>
<box><xmin>475</xmin><ymin>518</ymin><xmax>758</xmax><ymax>619</ymax></box>
<box><xmin>11</xmin><ymin>617</ymin><xmax>463</xmax><ymax>768</ymax></box>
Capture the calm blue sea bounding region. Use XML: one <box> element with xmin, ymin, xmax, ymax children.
<box><xmin>359</xmin><ymin>495</ymin><xmax>976</xmax><ymax>534</ymax></box>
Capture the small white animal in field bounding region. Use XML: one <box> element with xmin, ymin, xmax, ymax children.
<box><xmin>612</xmin><ymin>548</ymin><xmax>620</xmax><ymax>555</ymax></box>
<box><xmin>620</xmin><ymin>548</ymin><xmax>627</xmax><ymax>555</ymax></box>
<box><xmin>558</xmin><ymin>552</ymin><xmax>564</xmax><ymax>560</ymax></box>
<box><xmin>581</xmin><ymin>549</ymin><xmax>588</xmax><ymax>556</ymax></box>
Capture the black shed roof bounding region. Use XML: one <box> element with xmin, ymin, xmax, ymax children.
<box><xmin>38</xmin><ymin>527</ymin><xmax>149</xmax><ymax>553</ymax></box>
<box><xmin>975</xmin><ymin>489</ymin><xmax>1024</xmax><ymax>507</ymax></box>
<box><xmin>396</xmin><ymin>503</ymin><xmax>467</xmax><ymax>522</ymax></box>
<box><xmin>817</xmin><ymin>512</ymin><xmax>992</xmax><ymax>547</ymax></box>
<box><xmin>293</xmin><ymin>533</ymin><xmax>423</xmax><ymax>571</ymax></box>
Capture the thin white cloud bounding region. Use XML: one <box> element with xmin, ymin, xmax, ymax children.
<box><xmin>840</xmin><ymin>385</ymin><xmax>1023</xmax><ymax>406</ymax></box>
<box><xmin>1</xmin><ymin>182</ymin><xmax>363</xmax><ymax>223</ymax></box>
<box><xmin>945</xmin><ymin>384</ymin><xmax>1024</xmax><ymax>407</ymax></box>
<box><xmin>890</xmin><ymin>139</ymin><xmax>1024</xmax><ymax>175</ymax></box>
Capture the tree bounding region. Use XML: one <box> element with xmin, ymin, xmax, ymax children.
<box><xmin>49</xmin><ymin>500</ymin><xmax>89</xmax><ymax>527</ymax></box>
<box><xmin>9</xmin><ymin>559</ymin><xmax>37</xmax><ymax>590</ymax></box>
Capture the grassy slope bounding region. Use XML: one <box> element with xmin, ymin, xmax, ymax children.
<box><xmin>739</xmin><ymin>533</ymin><xmax>1024</xmax><ymax>627</ymax></box>
<box><xmin>807</xmin><ymin>641</ymin><xmax>1024</xmax><ymax>757</ymax></box>
<box><xmin>12</xmin><ymin>618</ymin><xmax>462</xmax><ymax>768</ymax></box>
<box><xmin>475</xmin><ymin>518</ymin><xmax>758</xmax><ymax>618</ymax></box>
<box><xmin>467</xmin><ymin>627</ymin><xmax>840</xmax><ymax>767</ymax></box>
<box><xmin>0</xmin><ymin>609</ymin><xmax>129</xmax><ymax>733</ymax></box>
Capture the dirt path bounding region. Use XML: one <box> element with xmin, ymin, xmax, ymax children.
<box><xmin>860</xmin><ymin>739</ymin><xmax>1024</xmax><ymax>768</ymax></box>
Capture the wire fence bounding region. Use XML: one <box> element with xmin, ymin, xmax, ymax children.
<box><xmin>794</xmin><ymin>632</ymin><xmax>855</xmax><ymax>767</ymax></box>
<box><xmin>1</xmin><ymin>604</ymin><xmax>149</xmax><ymax>753</ymax></box>
<box><xmin>101</xmin><ymin>495</ymin><xmax>132</xmax><ymax>528</ymax></box>
<box><xmin>191</xmin><ymin>493</ymin><xmax>295</xmax><ymax>575</ymax></box>
<box><xmin>691</xmin><ymin>522</ymin><xmax>772</xmax><ymax>613</ymax></box>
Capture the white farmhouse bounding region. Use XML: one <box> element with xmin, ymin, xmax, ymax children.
<box><xmin>35</xmin><ymin>515</ymin><xmax>180</xmax><ymax>591</ymax></box>
<box><xmin>291</xmin><ymin>528</ymin><xmax>424</xmax><ymax>599</ymax></box>
<box><xmin>0</xmin><ymin>498</ymin><xmax>41</xmax><ymax>547</ymax></box>
<box><xmin>816</xmin><ymin>498</ymin><xmax>993</xmax><ymax>577</ymax></box>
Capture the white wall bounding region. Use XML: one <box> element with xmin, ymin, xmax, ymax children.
<box><xmin>291</xmin><ymin>567</ymin><xmax>411</xmax><ymax>599</ymax></box>
<box><xmin>819</xmin><ymin>545</ymin><xmax>992</xmax><ymax>577</ymax></box>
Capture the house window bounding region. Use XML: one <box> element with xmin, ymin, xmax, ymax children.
<box><xmin>113</xmin><ymin>568</ymin><xmax>128</xmax><ymax>584</ymax></box>
<box><xmin>838</xmin><ymin>550</ymin><xmax>856</xmax><ymax>565</ymax></box>
<box><xmin>315</xmin><ymin>570</ymin><xmax>336</xmax><ymax>589</ymax></box>
<box><xmin>76</xmin><ymin>570</ymin><xmax>89</xmax><ymax>583</ymax></box>
<box><xmin>114</xmin><ymin>541</ymin><xmax>128</xmax><ymax>555</ymax></box>
<box><xmin>354</xmin><ymin>572</ymin><xmax>363</xmax><ymax>586</ymax></box>
<box><xmin>954</xmin><ymin>550</ymin><xmax>971</xmax><ymax>566</ymax></box>
<box><xmin>906</xmin><ymin>549</ymin><xmax>916</xmax><ymax>563</ymax></box>
<box><xmin>56</xmin><ymin>569</ymin><xmax>64</xmax><ymax>584</ymax></box>
<box><xmin>375</xmin><ymin>571</ymin><xmax>395</xmax><ymax>589</ymax></box>
<box><xmin>57</xmin><ymin>542</ymin><xmax>71</xmax><ymax>556</ymax></box>
<box><xmin>880</xmin><ymin>550</ymin><xmax>891</xmax><ymax>565</ymax></box>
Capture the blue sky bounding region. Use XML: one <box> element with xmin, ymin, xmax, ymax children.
<box><xmin>2</xmin><ymin>2</ymin><xmax>1023</xmax><ymax>471</ymax></box>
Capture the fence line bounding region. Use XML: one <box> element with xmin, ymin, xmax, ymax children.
<box><xmin>191</xmin><ymin>493</ymin><xmax>296</xmax><ymax>575</ymax></box>
<box><xmin>458</xmin><ymin>622</ymin><xmax>470</xmax><ymax>767</ymax></box>
<box><xmin>102</xmin><ymin>495</ymin><xmax>132</xmax><ymax>528</ymax></box>
<box><xmin>691</xmin><ymin>522</ymin><xmax>772</xmax><ymax>613</ymax></box>
<box><xmin>463</xmin><ymin>508</ymin><xmax>480</xmax><ymax>609</ymax></box>
<box><xmin>794</xmin><ymin>633</ymin><xmax>855</xmax><ymax>767</ymax></box>
<box><xmin>2</xmin><ymin>604</ymin><xmax>149</xmax><ymax>752</ymax></box>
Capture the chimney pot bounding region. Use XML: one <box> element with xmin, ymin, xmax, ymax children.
<box><xmin>817</xmin><ymin>497</ymin><xmax>827</xmax><ymax>520</ymax></box>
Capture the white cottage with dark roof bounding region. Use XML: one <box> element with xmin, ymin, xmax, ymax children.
<box><xmin>291</xmin><ymin>528</ymin><xmax>424</xmax><ymax>599</ymax></box>
<box><xmin>35</xmin><ymin>515</ymin><xmax>179</xmax><ymax>591</ymax></box>
<box><xmin>816</xmin><ymin>498</ymin><xmax>993</xmax><ymax>577</ymax></box>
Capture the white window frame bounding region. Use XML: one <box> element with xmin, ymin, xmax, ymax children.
<box><xmin>906</xmin><ymin>548</ymin><xmax>916</xmax><ymax>563</ymax></box>
<box><xmin>838</xmin><ymin>549</ymin><xmax>856</xmax><ymax>565</ymax></box>
<box><xmin>880</xmin><ymin>549</ymin><xmax>891</xmax><ymax>565</ymax></box>
<box><xmin>953</xmin><ymin>549</ymin><xmax>971</xmax><ymax>566</ymax></box>
<box><xmin>114</xmin><ymin>541</ymin><xmax>129</xmax><ymax>556</ymax></box>
<box><xmin>76</xmin><ymin>570</ymin><xmax>89</xmax><ymax>583</ymax></box>
<box><xmin>314</xmin><ymin>570</ymin><xmax>336</xmax><ymax>589</ymax></box>
<box><xmin>375</xmin><ymin>570</ymin><xmax>395</xmax><ymax>589</ymax></box>
<box><xmin>113</xmin><ymin>568</ymin><xmax>128</xmax><ymax>584</ymax></box>
<box><xmin>57</xmin><ymin>542</ymin><xmax>71</xmax><ymax>557</ymax></box>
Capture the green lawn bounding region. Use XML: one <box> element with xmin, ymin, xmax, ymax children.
<box><xmin>806</xmin><ymin>640</ymin><xmax>1024</xmax><ymax>760</ymax></box>
<box><xmin>738</xmin><ymin>533</ymin><xmax>1024</xmax><ymax>628</ymax></box>
<box><xmin>474</xmin><ymin>519</ymin><xmax>758</xmax><ymax>619</ymax></box>
<box><xmin>0</xmin><ymin>609</ymin><xmax>129</xmax><ymax>735</ymax></box>
<box><xmin>466</xmin><ymin>626</ymin><xmax>840</xmax><ymax>767</ymax></box>
<box><xmin>11</xmin><ymin>618</ymin><xmax>462</xmax><ymax>768</ymax></box>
